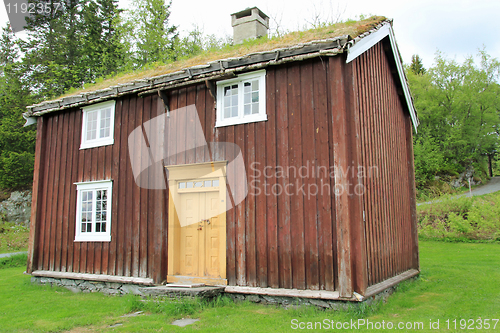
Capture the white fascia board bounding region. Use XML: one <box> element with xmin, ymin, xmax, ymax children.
<box><xmin>346</xmin><ymin>24</ymin><xmax>419</xmax><ymax>133</ymax></box>
<box><xmin>346</xmin><ymin>24</ymin><xmax>391</xmax><ymax>64</ymax></box>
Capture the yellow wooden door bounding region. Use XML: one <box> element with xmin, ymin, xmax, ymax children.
<box><xmin>177</xmin><ymin>190</ymin><xmax>224</xmax><ymax>280</ymax></box>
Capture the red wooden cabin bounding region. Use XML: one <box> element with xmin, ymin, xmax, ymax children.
<box><xmin>25</xmin><ymin>13</ymin><xmax>419</xmax><ymax>301</ymax></box>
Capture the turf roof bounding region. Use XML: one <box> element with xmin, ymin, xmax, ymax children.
<box><xmin>59</xmin><ymin>16</ymin><xmax>387</xmax><ymax>99</ymax></box>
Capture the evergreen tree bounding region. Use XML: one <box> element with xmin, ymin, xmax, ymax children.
<box><xmin>81</xmin><ymin>0</ymin><xmax>125</xmax><ymax>82</ymax></box>
<box><xmin>20</xmin><ymin>0</ymin><xmax>83</xmax><ymax>98</ymax></box>
<box><xmin>410</xmin><ymin>54</ymin><xmax>426</xmax><ymax>75</ymax></box>
<box><xmin>0</xmin><ymin>24</ymin><xmax>36</xmax><ymax>189</ymax></box>
<box><xmin>129</xmin><ymin>0</ymin><xmax>178</xmax><ymax>66</ymax></box>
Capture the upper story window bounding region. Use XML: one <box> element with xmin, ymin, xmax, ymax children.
<box><xmin>80</xmin><ymin>100</ymin><xmax>116</xmax><ymax>149</ymax></box>
<box><xmin>75</xmin><ymin>180</ymin><xmax>113</xmax><ymax>242</ymax></box>
<box><xmin>216</xmin><ymin>70</ymin><xmax>266</xmax><ymax>127</ymax></box>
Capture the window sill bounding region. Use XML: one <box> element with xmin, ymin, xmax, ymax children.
<box><xmin>80</xmin><ymin>139</ymin><xmax>114</xmax><ymax>150</ymax></box>
<box><xmin>215</xmin><ymin>115</ymin><xmax>268</xmax><ymax>128</ymax></box>
<box><xmin>74</xmin><ymin>235</ymin><xmax>111</xmax><ymax>242</ymax></box>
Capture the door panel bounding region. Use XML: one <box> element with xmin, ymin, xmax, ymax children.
<box><xmin>204</xmin><ymin>191</ymin><xmax>221</xmax><ymax>277</ymax></box>
<box><xmin>179</xmin><ymin>192</ymin><xmax>201</xmax><ymax>276</ymax></box>
<box><xmin>178</xmin><ymin>190</ymin><xmax>223</xmax><ymax>279</ymax></box>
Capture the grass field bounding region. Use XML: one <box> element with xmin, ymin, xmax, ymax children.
<box><xmin>0</xmin><ymin>222</ymin><xmax>29</xmax><ymax>254</ymax></box>
<box><xmin>1</xmin><ymin>241</ymin><xmax>499</xmax><ymax>332</ymax></box>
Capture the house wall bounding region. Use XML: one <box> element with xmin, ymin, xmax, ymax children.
<box><xmin>164</xmin><ymin>59</ymin><xmax>339</xmax><ymax>291</ymax></box>
<box><xmin>27</xmin><ymin>94</ymin><xmax>168</xmax><ymax>284</ymax></box>
<box><xmin>351</xmin><ymin>42</ymin><xmax>419</xmax><ymax>287</ymax></box>
<box><xmin>27</xmin><ymin>58</ymin><xmax>341</xmax><ymax>290</ymax></box>
<box><xmin>27</xmin><ymin>46</ymin><xmax>418</xmax><ymax>292</ymax></box>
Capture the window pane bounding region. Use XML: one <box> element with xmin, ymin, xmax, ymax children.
<box><xmin>81</xmin><ymin>224</ymin><xmax>86</xmax><ymax>232</ymax></box>
<box><xmin>244</xmin><ymin>104</ymin><xmax>251</xmax><ymax>115</ymax></box>
<box><xmin>178</xmin><ymin>182</ymin><xmax>186</xmax><ymax>189</ymax></box>
<box><xmin>232</xmin><ymin>105</ymin><xmax>238</xmax><ymax>118</ymax></box>
<box><xmin>213</xmin><ymin>179</ymin><xmax>219</xmax><ymax>187</ymax></box>
<box><xmin>253</xmin><ymin>80</ymin><xmax>259</xmax><ymax>91</ymax></box>
<box><xmin>194</xmin><ymin>181</ymin><xmax>203</xmax><ymax>188</ymax></box>
<box><xmin>231</xmin><ymin>95</ymin><xmax>238</xmax><ymax>107</ymax></box>
<box><xmin>101</xmin><ymin>223</ymin><xmax>106</xmax><ymax>232</ymax></box>
<box><xmin>204</xmin><ymin>180</ymin><xmax>211</xmax><ymax>187</ymax></box>
<box><xmin>231</xmin><ymin>84</ymin><xmax>238</xmax><ymax>94</ymax></box>
<box><xmin>96</xmin><ymin>222</ymin><xmax>101</xmax><ymax>232</ymax></box>
<box><xmin>87</xmin><ymin>129</ymin><xmax>96</xmax><ymax>141</ymax></box>
<box><xmin>244</xmin><ymin>93</ymin><xmax>251</xmax><ymax>104</ymax></box>
<box><xmin>96</xmin><ymin>212</ymin><xmax>101</xmax><ymax>221</ymax></box>
<box><xmin>252</xmin><ymin>92</ymin><xmax>259</xmax><ymax>103</ymax></box>
<box><xmin>87</xmin><ymin>223</ymin><xmax>92</xmax><ymax>232</ymax></box>
<box><xmin>86</xmin><ymin>111</ymin><xmax>98</xmax><ymax>141</ymax></box>
<box><xmin>224</xmin><ymin>86</ymin><xmax>231</xmax><ymax>97</ymax></box>
<box><xmin>103</xmin><ymin>108</ymin><xmax>111</xmax><ymax>118</ymax></box>
<box><xmin>102</xmin><ymin>211</ymin><xmax>107</xmax><ymax>221</ymax></box>
<box><xmin>224</xmin><ymin>107</ymin><xmax>231</xmax><ymax>119</ymax></box>
<box><xmin>244</xmin><ymin>82</ymin><xmax>251</xmax><ymax>93</ymax></box>
<box><xmin>252</xmin><ymin>103</ymin><xmax>259</xmax><ymax>114</ymax></box>
<box><xmin>187</xmin><ymin>182</ymin><xmax>193</xmax><ymax>188</ymax></box>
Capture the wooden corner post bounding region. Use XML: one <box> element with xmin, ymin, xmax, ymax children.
<box><xmin>329</xmin><ymin>55</ymin><xmax>368</xmax><ymax>297</ymax></box>
<box><xmin>27</xmin><ymin>117</ymin><xmax>46</xmax><ymax>273</ymax></box>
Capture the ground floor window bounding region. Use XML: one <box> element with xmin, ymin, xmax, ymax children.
<box><xmin>74</xmin><ymin>180</ymin><xmax>112</xmax><ymax>242</ymax></box>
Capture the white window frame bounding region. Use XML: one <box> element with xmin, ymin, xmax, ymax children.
<box><xmin>74</xmin><ymin>180</ymin><xmax>113</xmax><ymax>242</ymax></box>
<box><xmin>216</xmin><ymin>70</ymin><xmax>267</xmax><ymax>127</ymax></box>
<box><xmin>80</xmin><ymin>100</ymin><xmax>116</xmax><ymax>149</ymax></box>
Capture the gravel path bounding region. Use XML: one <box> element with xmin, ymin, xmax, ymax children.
<box><xmin>0</xmin><ymin>251</ymin><xmax>27</xmax><ymax>259</ymax></box>
<box><xmin>418</xmin><ymin>176</ymin><xmax>500</xmax><ymax>205</ymax></box>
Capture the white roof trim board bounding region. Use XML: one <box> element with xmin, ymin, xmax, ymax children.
<box><xmin>346</xmin><ymin>24</ymin><xmax>419</xmax><ymax>132</ymax></box>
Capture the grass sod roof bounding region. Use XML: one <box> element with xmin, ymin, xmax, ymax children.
<box><xmin>26</xmin><ymin>16</ymin><xmax>388</xmax><ymax>115</ymax></box>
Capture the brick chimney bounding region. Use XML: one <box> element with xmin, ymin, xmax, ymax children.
<box><xmin>231</xmin><ymin>7</ymin><xmax>269</xmax><ymax>44</ymax></box>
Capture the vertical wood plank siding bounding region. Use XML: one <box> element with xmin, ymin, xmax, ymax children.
<box><xmin>353</xmin><ymin>43</ymin><xmax>419</xmax><ymax>287</ymax></box>
<box><xmin>28</xmin><ymin>49</ymin><xmax>417</xmax><ymax>291</ymax></box>
<box><xmin>29</xmin><ymin>95</ymin><xmax>168</xmax><ymax>283</ymax></box>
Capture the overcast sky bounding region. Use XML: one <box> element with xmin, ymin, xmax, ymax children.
<box><xmin>1</xmin><ymin>0</ymin><xmax>499</xmax><ymax>69</ymax></box>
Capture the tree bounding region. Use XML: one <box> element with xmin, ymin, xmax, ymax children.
<box><xmin>20</xmin><ymin>0</ymin><xmax>84</xmax><ymax>98</ymax></box>
<box><xmin>407</xmin><ymin>50</ymin><xmax>500</xmax><ymax>188</ymax></box>
<box><xmin>410</xmin><ymin>54</ymin><xmax>426</xmax><ymax>75</ymax></box>
<box><xmin>128</xmin><ymin>0</ymin><xmax>178</xmax><ymax>66</ymax></box>
<box><xmin>0</xmin><ymin>24</ymin><xmax>36</xmax><ymax>189</ymax></box>
<box><xmin>81</xmin><ymin>0</ymin><xmax>126</xmax><ymax>82</ymax></box>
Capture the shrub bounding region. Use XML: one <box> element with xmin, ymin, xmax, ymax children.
<box><xmin>417</xmin><ymin>192</ymin><xmax>500</xmax><ymax>242</ymax></box>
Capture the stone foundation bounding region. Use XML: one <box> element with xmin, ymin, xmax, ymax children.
<box><xmin>30</xmin><ymin>276</ymin><xmax>144</xmax><ymax>295</ymax></box>
<box><xmin>31</xmin><ymin>276</ymin><xmax>412</xmax><ymax>309</ymax></box>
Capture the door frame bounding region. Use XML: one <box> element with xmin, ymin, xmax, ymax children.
<box><xmin>165</xmin><ymin>161</ymin><xmax>227</xmax><ymax>285</ymax></box>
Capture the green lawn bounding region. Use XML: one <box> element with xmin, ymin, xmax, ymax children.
<box><xmin>1</xmin><ymin>241</ymin><xmax>499</xmax><ymax>332</ymax></box>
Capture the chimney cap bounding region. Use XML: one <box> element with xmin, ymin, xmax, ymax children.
<box><xmin>231</xmin><ymin>7</ymin><xmax>269</xmax><ymax>20</ymax></box>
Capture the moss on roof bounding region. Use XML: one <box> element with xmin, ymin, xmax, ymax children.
<box><xmin>60</xmin><ymin>16</ymin><xmax>387</xmax><ymax>99</ymax></box>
